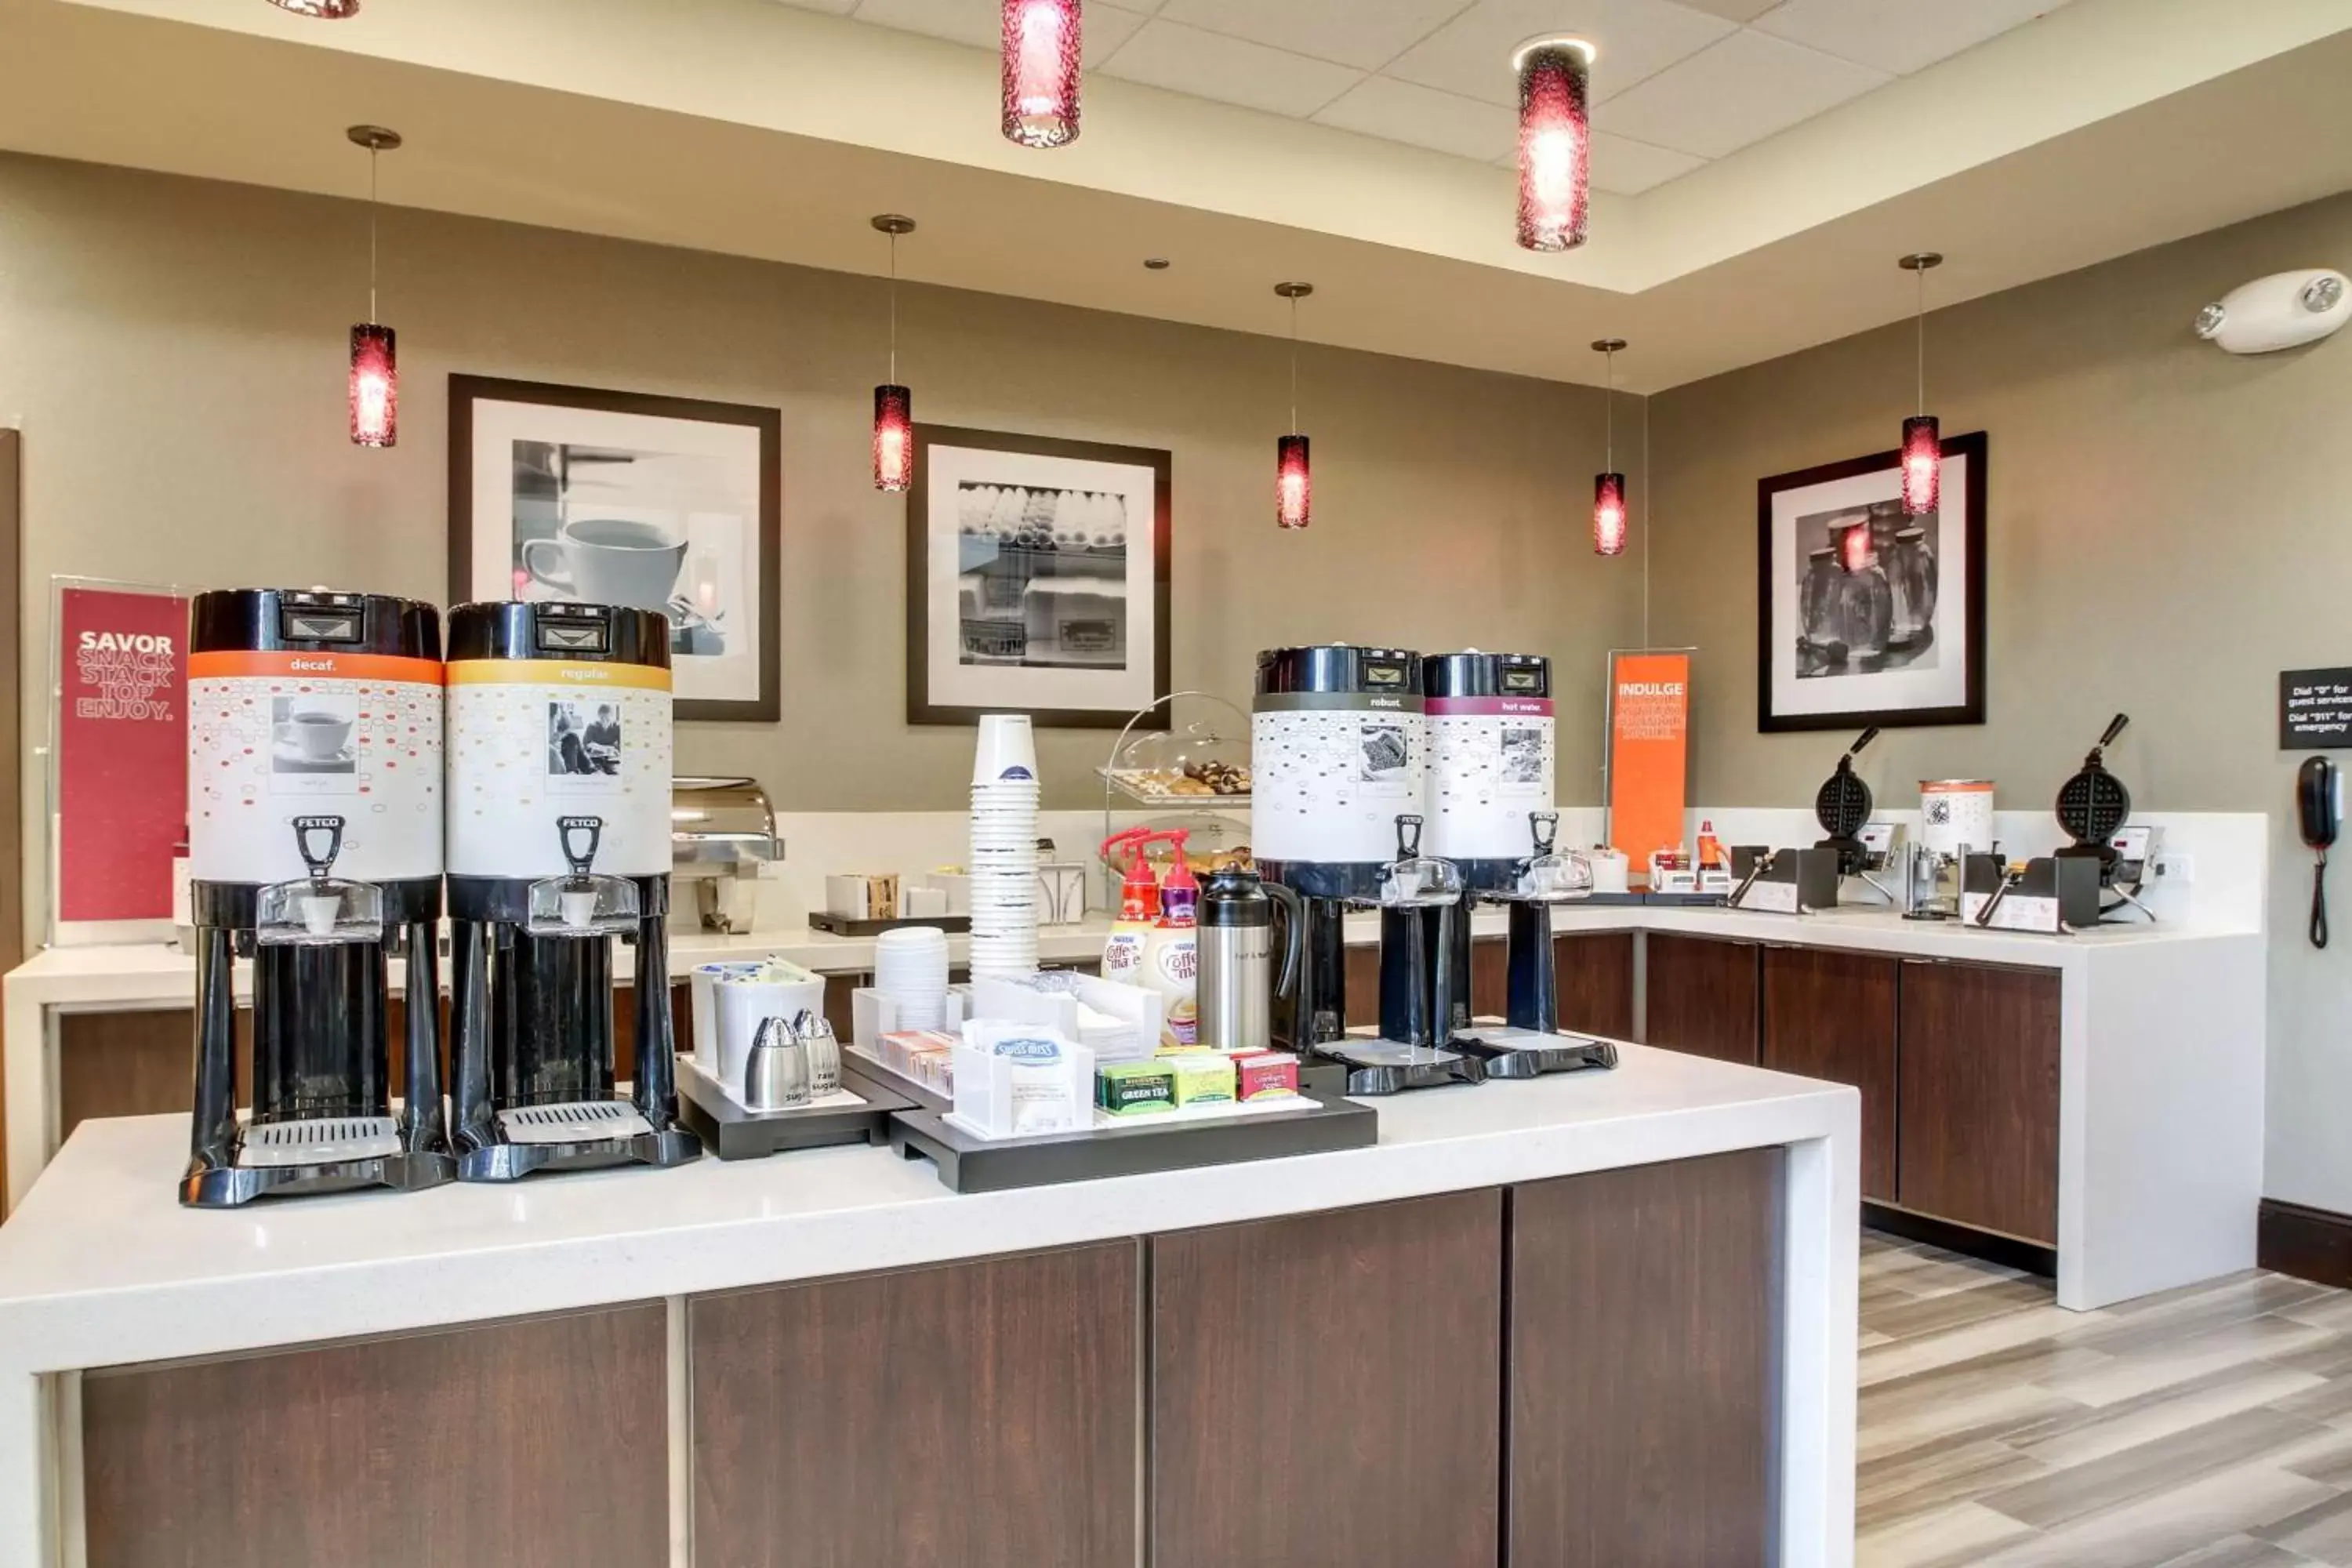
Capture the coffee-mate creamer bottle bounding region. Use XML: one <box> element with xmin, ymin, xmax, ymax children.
<box><xmin>1140</xmin><ymin>833</ymin><xmax>1201</xmax><ymax>1048</ymax></box>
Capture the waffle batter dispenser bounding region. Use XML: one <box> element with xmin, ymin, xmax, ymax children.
<box><xmin>445</xmin><ymin>601</ymin><xmax>699</xmax><ymax>1181</ymax></box>
<box><xmin>182</xmin><ymin>588</ymin><xmax>452</xmax><ymax>1206</ymax></box>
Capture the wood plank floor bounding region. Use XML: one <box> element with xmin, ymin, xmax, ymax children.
<box><xmin>1858</xmin><ymin>1232</ymin><xmax>2352</xmax><ymax>1567</ymax></box>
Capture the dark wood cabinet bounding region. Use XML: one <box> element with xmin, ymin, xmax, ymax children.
<box><xmin>691</xmin><ymin>1241</ymin><xmax>1139</xmax><ymax>1568</ymax></box>
<box><xmin>1643</xmin><ymin>935</ymin><xmax>1760</xmax><ymax>1063</ymax></box>
<box><xmin>1555</xmin><ymin>931</ymin><xmax>1637</xmax><ymax>1039</ymax></box>
<box><xmin>1150</xmin><ymin>1190</ymin><xmax>1503</xmax><ymax>1568</ymax></box>
<box><xmin>1897</xmin><ymin>959</ymin><xmax>2061</xmax><ymax>1244</ymax></box>
<box><xmin>1508</xmin><ymin>1149</ymin><xmax>1784</xmax><ymax>1568</ymax></box>
<box><xmin>82</xmin><ymin>1304</ymin><xmax>669</xmax><ymax>1568</ymax></box>
<box><xmin>1761</xmin><ymin>945</ymin><xmax>1899</xmax><ymax>1200</ymax></box>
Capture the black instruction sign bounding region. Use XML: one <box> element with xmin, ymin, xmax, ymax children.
<box><xmin>2281</xmin><ymin>667</ymin><xmax>2352</xmax><ymax>748</ymax></box>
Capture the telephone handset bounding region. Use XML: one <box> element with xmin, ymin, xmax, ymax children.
<box><xmin>2300</xmin><ymin>757</ymin><xmax>2341</xmax><ymax>948</ymax></box>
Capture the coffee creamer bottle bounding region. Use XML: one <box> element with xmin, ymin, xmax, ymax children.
<box><xmin>1142</xmin><ymin>833</ymin><xmax>1201</xmax><ymax>1049</ymax></box>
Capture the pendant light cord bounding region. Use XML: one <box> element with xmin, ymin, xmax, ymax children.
<box><xmin>887</xmin><ymin>230</ymin><xmax>899</xmax><ymax>385</ymax></box>
<box><xmin>1602</xmin><ymin>344</ymin><xmax>1615</xmax><ymax>470</ymax></box>
<box><xmin>367</xmin><ymin>144</ymin><xmax>380</xmax><ymax>324</ymax></box>
<box><xmin>1288</xmin><ymin>292</ymin><xmax>1299</xmax><ymax>433</ymax></box>
<box><xmin>1915</xmin><ymin>264</ymin><xmax>1926</xmax><ymax>416</ymax></box>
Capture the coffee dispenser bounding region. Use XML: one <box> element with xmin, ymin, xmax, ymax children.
<box><xmin>182</xmin><ymin>589</ymin><xmax>450</xmax><ymax>1206</ymax></box>
<box><xmin>445</xmin><ymin>601</ymin><xmax>700</xmax><ymax>1181</ymax></box>
<box><xmin>1457</xmin><ymin>813</ymin><xmax>1616</xmax><ymax>1078</ymax></box>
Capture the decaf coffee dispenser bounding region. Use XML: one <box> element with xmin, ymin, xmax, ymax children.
<box><xmin>445</xmin><ymin>601</ymin><xmax>700</xmax><ymax>1181</ymax></box>
<box><xmin>183</xmin><ymin>589</ymin><xmax>450</xmax><ymax>1207</ymax></box>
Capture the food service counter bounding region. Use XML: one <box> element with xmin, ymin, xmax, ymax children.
<box><xmin>0</xmin><ymin>1044</ymin><xmax>1860</xmax><ymax>1568</ymax></box>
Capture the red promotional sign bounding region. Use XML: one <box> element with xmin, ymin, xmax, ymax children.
<box><xmin>57</xmin><ymin>586</ymin><xmax>187</xmax><ymax>923</ymax></box>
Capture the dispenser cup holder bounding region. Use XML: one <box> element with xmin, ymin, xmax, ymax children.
<box><xmin>528</xmin><ymin>813</ymin><xmax>641</xmax><ymax>936</ymax></box>
<box><xmin>255</xmin><ymin>814</ymin><xmax>384</xmax><ymax>946</ymax></box>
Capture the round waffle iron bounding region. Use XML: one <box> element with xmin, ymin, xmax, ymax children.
<box><xmin>1813</xmin><ymin>728</ymin><xmax>1880</xmax><ymax>868</ymax></box>
<box><xmin>2055</xmin><ymin>714</ymin><xmax>2132</xmax><ymax>869</ymax></box>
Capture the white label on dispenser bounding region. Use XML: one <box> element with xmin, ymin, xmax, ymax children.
<box><xmin>187</xmin><ymin>652</ymin><xmax>444</xmax><ymax>884</ymax></box>
<box><xmin>1251</xmin><ymin>698</ymin><xmax>1429</xmax><ymax>865</ymax></box>
<box><xmin>445</xmin><ymin>660</ymin><xmax>673</xmax><ymax>878</ymax></box>
<box><xmin>1425</xmin><ymin>695</ymin><xmax>1555</xmax><ymax>862</ymax></box>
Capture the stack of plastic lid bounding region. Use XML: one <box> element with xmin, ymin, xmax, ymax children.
<box><xmin>968</xmin><ymin>713</ymin><xmax>1040</xmax><ymax>980</ymax></box>
<box><xmin>874</xmin><ymin>927</ymin><xmax>951</xmax><ymax>1029</ymax></box>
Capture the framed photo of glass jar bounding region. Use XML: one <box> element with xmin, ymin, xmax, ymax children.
<box><xmin>905</xmin><ymin>424</ymin><xmax>1172</xmax><ymax>728</ymax></box>
<box><xmin>448</xmin><ymin>376</ymin><xmax>782</xmax><ymax>723</ymax></box>
<box><xmin>1756</xmin><ymin>430</ymin><xmax>1986</xmax><ymax>733</ymax></box>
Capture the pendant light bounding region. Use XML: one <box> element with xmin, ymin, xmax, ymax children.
<box><xmin>347</xmin><ymin>125</ymin><xmax>401</xmax><ymax>448</ymax></box>
<box><xmin>1003</xmin><ymin>0</ymin><xmax>1082</xmax><ymax>149</ymax></box>
<box><xmin>1592</xmin><ymin>338</ymin><xmax>1628</xmax><ymax>557</ymax></box>
<box><xmin>1274</xmin><ymin>282</ymin><xmax>1312</xmax><ymax>530</ymax></box>
<box><xmin>269</xmin><ymin>0</ymin><xmax>359</xmax><ymax>15</ymax></box>
<box><xmin>1512</xmin><ymin>37</ymin><xmax>1595</xmax><ymax>252</ymax></box>
<box><xmin>871</xmin><ymin>214</ymin><xmax>916</xmax><ymax>492</ymax></box>
<box><xmin>1897</xmin><ymin>251</ymin><xmax>1944</xmax><ymax>516</ymax></box>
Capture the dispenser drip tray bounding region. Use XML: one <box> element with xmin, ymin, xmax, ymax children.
<box><xmin>1317</xmin><ymin>1039</ymin><xmax>1486</xmax><ymax>1096</ymax></box>
<box><xmin>1456</xmin><ymin>1029</ymin><xmax>1621</xmax><ymax>1080</ymax></box>
<box><xmin>240</xmin><ymin>1115</ymin><xmax>402</xmax><ymax>1168</ymax></box>
<box><xmin>497</xmin><ymin>1100</ymin><xmax>655</xmax><ymax>1146</ymax></box>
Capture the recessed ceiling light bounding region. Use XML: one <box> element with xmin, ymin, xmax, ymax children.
<box><xmin>1144</xmin><ymin>257</ymin><xmax>1171</xmax><ymax>270</ymax></box>
<box><xmin>268</xmin><ymin>0</ymin><xmax>360</xmax><ymax>16</ymax></box>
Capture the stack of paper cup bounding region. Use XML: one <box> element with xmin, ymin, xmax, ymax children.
<box><xmin>969</xmin><ymin>713</ymin><xmax>1041</xmax><ymax>980</ymax></box>
<box><xmin>874</xmin><ymin>926</ymin><xmax>952</xmax><ymax>1031</ymax></box>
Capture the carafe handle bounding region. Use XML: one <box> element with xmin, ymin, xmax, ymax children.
<box><xmin>1265</xmin><ymin>880</ymin><xmax>1305</xmax><ymax>1003</ymax></box>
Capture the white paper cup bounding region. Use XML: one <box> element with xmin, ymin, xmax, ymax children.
<box><xmin>971</xmin><ymin>713</ymin><xmax>1040</xmax><ymax>786</ymax></box>
<box><xmin>691</xmin><ymin>961</ymin><xmax>768</xmax><ymax>1061</ymax></box>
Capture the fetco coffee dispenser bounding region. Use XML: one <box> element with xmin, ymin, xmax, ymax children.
<box><xmin>183</xmin><ymin>589</ymin><xmax>450</xmax><ymax>1206</ymax></box>
<box><xmin>445</xmin><ymin>601</ymin><xmax>700</xmax><ymax>1180</ymax></box>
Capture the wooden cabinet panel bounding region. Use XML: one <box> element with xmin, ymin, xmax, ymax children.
<box><xmin>1897</xmin><ymin>960</ymin><xmax>2061</xmax><ymax>1244</ymax></box>
<box><xmin>1343</xmin><ymin>941</ymin><xmax>1380</xmax><ymax>1029</ymax></box>
<box><xmin>1151</xmin><ymin>1190</ymin><xmax>1503</xmax><ymax>1568</ymax></box>
<box><xmin>1644</xmin><ymin>935</ymin><xmax>1760</xmax><ymax>1063</ymax></box>
<box><xmin>1555</xmin><ymin>931</ymin><xmax>1636</xmax><ymax>1039</ymax></box>
<box><xmin>1509</xmin><ymin>1149</ymin><xmax>1784</xmax><ymax>1568</ymax></box>
<box><xmin>1471</xmin><ymin>935</ymin><xmax>1508</xmax><ymax>1019</ymax></box>
<box><xmin>691</xmin><ymin>1241</ymin><xmax>1138</xmax><ymax>1568</ymax></box>
<box><xmin>1761</xmin><ymin>945</ymin><xmax>1899</xmax><ymax>1200</ymax></box>
<box><xmin>82</xmin><ymin>1303</ymin><xmax>668</xmax><ymax>1568</ymax></box>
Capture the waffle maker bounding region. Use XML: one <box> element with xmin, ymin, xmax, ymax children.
<box><xmin>2052</xmin><ymin>713</ymin><xmax>2153</xmax><ymax>920</ymax></box>
<box><xmin>1813</xmin><ymin>727</ymin><xmax>1878</xmax><ymax>868</ymax></box>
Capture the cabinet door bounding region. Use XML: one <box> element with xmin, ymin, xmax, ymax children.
<box><xmin>1761</xmin><ymin>945</ymin><xmax>1899</xmax><ymax>1200</ymax></box>
<box><xmin>1509</xmin><ymin>1149</ymin><xmax>1784</xmax><ymax>1568</ymax></box>
<box><xmin>1897</xmin><ymin>960</ymin><xmax>2060</xmax><ymax>1244</ymax></box>
<box><xmin>1555</xmin><ymin>931</ymin><xmax>1635</xmax><ymax>1039</ymax></box>
<box><xmin>1644</xmin><ymin>935</ymin><xmax>1760</xmax><ymax>1063</ymax></box>
<box><xmin>691</xmin><ymin>1241</ymin><xmax>1138</xmax><ymax>1568</ymax></box>
<box><xmin>1470</xmin><ymin>935</ymin><xmax>1508</xmax><ymax>1019</ymax></box>
<box><xmin>1151</xmin><ymin>1191</ymin><xmax>1502</xmax><ymax>1568</ymax></box>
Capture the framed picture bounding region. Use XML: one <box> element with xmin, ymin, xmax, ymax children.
<box><xmin>1756</xmin><ymin>430</ymin><xmax>1986</xmax><ymax>733</ymax></box>
<box><xmin>906</xmin><ymin>424</ymin><xmax>1171</xmax><ymax>728</ymax></box>
<box><xmin>448</xmin><ymin>376</ymin><xmax>782</xmax><ymax>722</ymax></box>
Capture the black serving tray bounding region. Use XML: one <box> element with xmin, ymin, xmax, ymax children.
<box><xmin>888</xmin><ymin>1092</ymin><xmax>1376</xmax><ymax>1194</ymax></box>
<box><xmin>677</xmin><ymin>1063</ymin><xmax>918</xmax><ymax>1161</ymax></box>
<box><xmin>808</xmin><ymin>910</ymin><xmax>974</xmax><ymax>938</ymax></box>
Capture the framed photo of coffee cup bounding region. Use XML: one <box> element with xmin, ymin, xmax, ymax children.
<box><xmin>450</xmin><ymin>376</ymin><xmax>782</xmax><ymax>722</ymax></box>
<box><xmin>1756</xmin><ymin>430</ymin><xmax>1987</xmax><ymax>733</ymax></box>
<box><xmin>906</xmin><ymin>425</ymin><xmax>1171</xmax><ymax>728</ymax></box>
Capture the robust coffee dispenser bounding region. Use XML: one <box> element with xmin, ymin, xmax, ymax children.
<box><xmin>183</xmin><ymin>589</ymin><xmax>451</xmax><ymax>1206</ymax></box>
<box><xmin>445</xmin><ymin>601</ymin><xmax>700</xmax><ymax>1181</ymax></box>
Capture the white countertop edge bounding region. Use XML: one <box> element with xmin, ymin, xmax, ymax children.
<box><xmin>0</xmin><ymin>1059</ymin><xmax>1855</xmax><ymax>1377</ymax></box>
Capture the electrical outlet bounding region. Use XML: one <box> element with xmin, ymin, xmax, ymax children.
<box><xmin>2153</xmin><ymin>853</ymin><xmax>2195</xmax><ymax>885</ymax></box>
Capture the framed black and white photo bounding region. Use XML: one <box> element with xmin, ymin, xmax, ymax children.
<box><xmin>449</xmin><ymin>376</ymin><xmax>782</xmax><ymax>722</ymax></box>
<box><xmin>1756</xmin><ymin>430</ymin><xmax>1986</xmax><ymax>733</ymax></box>
<box><xmin>906</xmin><ymin>424</ymin><xmax>1171</xmax><ymax>728</ymax></box>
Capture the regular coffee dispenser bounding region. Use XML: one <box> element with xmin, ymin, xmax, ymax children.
<box><xmin>445</xmin><ymin>601</ymin><xmax>700</xmax><ymax>1181</ymax></box>
<box><xmin>182</xmin><ymin>589</ymin><xmax>451</xmax><ymax>1207</ymax></box>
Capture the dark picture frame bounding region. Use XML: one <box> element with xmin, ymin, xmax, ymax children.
<box><xmin>1756</xmin><ymin>429</ymin><xmax>1987</xmax><ymax>733</ymax></box>
<box><xmin>448</xmin><ymin>375</ymin><xmax>782</xmax><ymax>724</ymax></box>
<box><xmin>906</xmin><ymin>423</ymin><xmax>1173</xmax><ymax>729</ymax></box>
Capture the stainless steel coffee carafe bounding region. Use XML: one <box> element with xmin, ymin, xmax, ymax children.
<box><xmin>1196</xmin><ymin>869</ymin><xmax>1304</xmax><ymax>1053</ymax></box>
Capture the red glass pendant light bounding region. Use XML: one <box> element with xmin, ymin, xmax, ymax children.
<box><xmin>1897</xmin><ymin>252</ymin><xmax>1944</xmax><ymax>517</ymax></box>
<box><xmin>347</xmin><ymin>125</ymin><xmax>401</xmax><ymax>448</ymax></box>
<box><xmin>270</xmin><ymin>0</ymin><xmax>359</xmax><ymax>15</ymax></box>
<box><xmin>1512</xmin><ymin>37</ymin><xmax>1594</xmax><ymax>252</ymax></box>
<box><xmin>1003</xmin><ymin>0</ymin><xmax>1082</xmax><ymax>149</ymax></box>
<box><xmin>1592</xmin><ymin>338</ymin><xmax>1628</xmax><ymax>557</ymax></box>
<box><xmin>1275</xmin><ymin>282</ymin><xmax>1313</xmax><ymax>530</ymax></box>
<box><xmin>872</xmin><ymin>216</ymin><xmax>919</xmax><ymax>492</ymax></box>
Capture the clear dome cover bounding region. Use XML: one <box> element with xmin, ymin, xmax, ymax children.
<box><xmin>525</xmin><ymin>873</ymin><xmax>641</xmax><ymax>936</ymax></box>
<box><xmin>254</xmin><ymin>876</ymin><xmax>385</xmax><ymax>946</ymax></box>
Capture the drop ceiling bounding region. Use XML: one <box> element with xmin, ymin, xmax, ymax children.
<box><xmin>9</xmin><ymin>0</ymin><xmax>2352</xmax><ymax>390</ymax></box>
<box><xmin>771</xmin><ymin>0</ymin><xmax>2072</xmax><ymax>194</ymax></box>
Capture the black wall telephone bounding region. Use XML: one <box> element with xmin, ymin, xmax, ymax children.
<box><xmin>2300</xmin><ymin>756</ymin><xmax>2340</xmax><ymax>947</ymax></box>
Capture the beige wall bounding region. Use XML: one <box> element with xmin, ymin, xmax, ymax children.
<box><xmin>0</xmin><ymin>152</ymin><xmax>1644</xmax><ymax>931</ymax></box>
<box><xmin>1650</xmin><ymin>188</ymin><xmax>2352</xmax><ymax>1211</ymax></box>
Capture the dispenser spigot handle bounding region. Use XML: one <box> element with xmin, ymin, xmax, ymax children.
<box><xmin>558</xmin><ymin>815</ymin><xmax>605</xmax><ymax>876</ymax></box>
<box><xmin>1394</xmin><ymin>814</ymin><xmax>1424</xmax><ymax>859</ymax></box>
<box><xmin>292</xmin><ymin>815</ymin><xmax>345</xmax><ymax>883</ymax></box>
<box><xmin>1529</xmin><ymin>811</ymin><xmax>1559</xmax><ymax>857</ymax></box>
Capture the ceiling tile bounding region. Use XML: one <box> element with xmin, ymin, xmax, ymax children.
<box><xmin>1098</xmin><ymin>19</ymin><xmax>1365</xmax><ymax>117</ymax></box>
<box><xmin>1588</xmin><ymin>129</ymin><xmax>1706</xmax><ymax>193</ymax></box>
<box><xmin>850</xmin><ymin>0</ymin><xmax>1147</xmax><ymax>64</ymax></box>
<box><xmin>1312</xmin><ymin>75</ymin><xmax>1515</xmax><ymax>162</ymax></box>
<box><xmin>1593</xmin><ymin>28</ymin><xmax>1888</xmax><ymax>157</ymax></box>
<box><xmin>1751</xmin><ymin>0</ymin><xmax>2072</xmax><ymax>77</ymax></box>
<box><xmin>1384</xmin><ymin>0</ymin><xmax>1737</xmax><ymax>107</ymax></box>
<box><xmin>1153</xmin><ymin>0</ymin><xmax>1475</xmax><ymax>72</ymax></box>
<box><xmin>1677</xmin><ymin>0</ymin><xmax>1780</xmax><ymax>19</ymax></box>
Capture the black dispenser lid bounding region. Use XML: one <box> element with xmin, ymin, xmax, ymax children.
<box><xmin>447</xmin><ymin>601</ymin><xmax>672</xmax><ymax>668</ymax></box>
<box><xmin>1426</xmin><ymin>651</ymin><xmax>1550</xmax><ymax>700</ymax></box>
<box><xmin>189</xmin><ymin>588</ymin><xmax>440</xmax><ymax>660</ymax></box>
<box><xmin>1255</xmin><ymin>644</ymin><xmax>1423</xmax><ymax>697</ymax></box>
